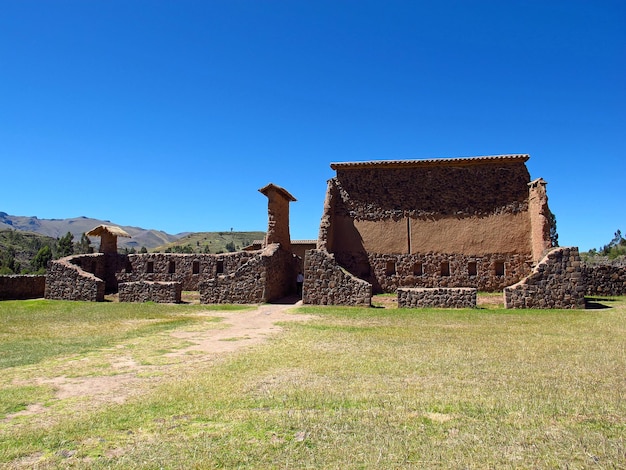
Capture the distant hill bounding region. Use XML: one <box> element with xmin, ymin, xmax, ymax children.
<box><xmin>153</xmin><ymin>231</ymin><xmax>265</xmax><ymax>254</ymax></box>
<box><xmin>0</xmin><ymin>212</ymin><xmax>181</xmax><ymax>250</ymax></box>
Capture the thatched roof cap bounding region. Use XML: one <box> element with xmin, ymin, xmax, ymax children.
<box><xmin>86</xmin><ymin>224</ymin><xmax>131</xmax><ymax>238</ymax></box>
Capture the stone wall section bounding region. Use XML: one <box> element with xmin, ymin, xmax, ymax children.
<box><xmin>118</xmin><ymin>281</ymin><xmax>182</xmax><ymax>303</ymax></box>
<box><xmin>398</xmin><ymin>287</ymin><xmax>477</xmax><ymax>308</ymax></box>
<box><xmin>199</xmin><ymin>244</ymin><xmax>298</xmax><ymax>304</ymax></box>
<box><xmin>117</xmin><ymin>252</ymin><xmax>257</xmax><ymax>291</ymax></box>
<box><xmin>45</xmin><ymin>255</ymin><xmax>105</xmax><ymax>301</ymax></box>
<box><xmin>504</xmin><ymin>247</ymin><xmax>585</xmax><ymax>309</ymax></box>
<box><xmin>0</xmin><ymin>275</ymin><xmax>46</xmax><ymax>300</ymax></box>
<box><xmin>337</xmin><ymin>252</ymin><xmax>531</xmax><ymax>293</ymax></box>
<box><xmin>303</xmin><ymin>249</ymin><xmax>371</xmax><ymax>306</ymax></box>
<box><xmin>333</xmin><ymin>159</ymin><xmax>530</xmax><ymax>220</ymax></box>
<box><xmin>582</xmin><ymin>264</ymin><xmax>626</xmax><ymax>296</ymax></box>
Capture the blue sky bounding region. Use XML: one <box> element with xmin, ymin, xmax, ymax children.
<box><xmin>1</xmin><ymin>1</ymin><xmax>624</xmax><ymax>251</ymax></box>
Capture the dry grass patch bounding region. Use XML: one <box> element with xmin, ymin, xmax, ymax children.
<box><xmin>1</xmin><ymin>298</ymin><xmax>625</xmax><ymax>468</ymax></box>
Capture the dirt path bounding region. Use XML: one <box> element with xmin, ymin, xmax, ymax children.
<box><xmin>6</xmin><ymin>301</ymin><xmax>312</xmax><ymax>423</ymax></box>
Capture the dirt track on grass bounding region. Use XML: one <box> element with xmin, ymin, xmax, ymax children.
<box><xmin>6</xmin><ymin>301</ymin><xmax>311</xmax><ymax>422</ymax></box>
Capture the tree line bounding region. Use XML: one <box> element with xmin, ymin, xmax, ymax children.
<box><xmin>0</xmin><ymin>230</ymin><xmax>92</xmax><ymax>275</ymax></box>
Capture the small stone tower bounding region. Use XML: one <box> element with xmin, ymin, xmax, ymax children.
<box><xmin>86</xmin><ymin>225</ymin><xmax>131</xmax><ymax>254</ymax></box>
<box><xmin>259</xmin><ymin>183</ymin><xmax>296</xmax><ymax>252</ymax></box>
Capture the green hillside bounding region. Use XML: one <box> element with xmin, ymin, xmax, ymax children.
<box><xmin>0</xmin><ymin>230</ymin><xmax>58</xmax><ymax>274</ymax></box>
<box><xmin>152</xmin><ymin>231</ymin><xmax>265</xmax><ymax>254</ymax></box>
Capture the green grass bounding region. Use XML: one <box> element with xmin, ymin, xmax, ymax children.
<box><xmin>1</xmin><ymin>298</ymin><xmax>625</xmax><ymax>468</ymax></box>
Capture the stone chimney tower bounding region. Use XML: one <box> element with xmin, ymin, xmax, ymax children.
<box><xmin>259</xmin><ymin>183</ymin><xmax>296</xmax><ymax>251</ymax></box>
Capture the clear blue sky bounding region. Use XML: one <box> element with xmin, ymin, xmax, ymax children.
<box><xmin>1</xmin><ymin>1</ymin><xmax>624</xmax><ymax>251</ymax></box>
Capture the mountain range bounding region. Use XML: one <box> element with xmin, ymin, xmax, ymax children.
<box><xmin>0</xmin><ymin>212</ymin><xmax>182</xmax><ymax>250</ymax></box>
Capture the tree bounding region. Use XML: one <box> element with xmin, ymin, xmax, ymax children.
<box><xmin>32</xmin><ymin>245</ymin><xmax>52</xmax><ymax>273</ymax></box>
<box><xmin>57</xmin><ymin>232</ymin><xmax>74</xmax><ymax>258</ymax></box>
<box><xmin>75</xmin><ymin>233</ymin><xmax>92</xmax><ymax>254</ymax></box>
<box><xmin>225</xmin><ymin>241</ymin><xmax>236</xmax><ymax>252</ymax></box>
<box><xmin>139</xmin><ymin>246</ymin><xmax>148</xmax><ymax>254</ymax></box>
<box><xmin>0</xmin><ymin>247</ymin><xmax>20</xmax><ymax>274</ymax></box>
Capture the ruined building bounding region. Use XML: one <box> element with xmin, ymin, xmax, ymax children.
<box><xmin>315</xmin><ymin>154</ymin><xmax>553</xmax><ymax>293</ymax></box>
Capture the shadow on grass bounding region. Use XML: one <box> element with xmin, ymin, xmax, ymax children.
<box><xmin>585</xmin><ymin>297</ymin><xmax>615</xmax><ymax>309</ymax></box>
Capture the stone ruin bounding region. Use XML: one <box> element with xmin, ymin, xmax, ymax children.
<box><xmin>3</xmin><ymin>155</ymin><xmax>621</xmax><ymax>308</ymax></box>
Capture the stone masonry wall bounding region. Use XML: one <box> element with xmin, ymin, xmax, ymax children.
<box><xmin>118</xmin><ymin>281</ymin><xmax>182</xmax><ymax>303</ymax></box>
<box><xmin>398</xmin><ymin>287</ymin><xmax>477</xmax><ymax>308</ymax></box>
<box><xmin>199</xmin><ymin>244</ymin><xmax>298</xmax><ymax>304</ymax></box>
<box><xmin>45</xmin><ymin>255</ymin><xmax>105</xmax><ymax>301</ymax></box>
<box><xmin>504</xmin><ymin>247</ymin><xmax>585</xmax><ymax>309</ymax></box>
<box><xmin>303</xmin><ymin>249</ymin><xmax>371</xmax><ymax>306</ymax></box>
<box><xmin>333</xmin><ymin>159</ymin><xmax>530</xmax><ymax>220</ymax></box>
<box><xmin>582</xmin><ymin>264</ymin><xmax>626</xmax><ymax>296</ymax></box>
<box><xmin>0</xmin><ymin>275</ymin><xmax>46</xmax><ymax>300</ymax></box>
<box><xmin>337</xmin><ymin>251</ymin><xmax>531</xmax><ymax>293</ymax></box>
<box><xmin>117</xmin><ymin>252</ymin><xmax>257</xmax><ymax>291</ymax></box>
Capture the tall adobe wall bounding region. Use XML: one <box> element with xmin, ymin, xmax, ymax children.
<box><xmin>320</xmin><ymin>155</ymin><xmax>551</xmax><ymax>293</ymax></box>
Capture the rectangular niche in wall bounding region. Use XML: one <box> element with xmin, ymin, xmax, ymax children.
<box><xmin>385</xmin><ymin>260</ymin><xmax>396</xmax><ymax>276</ymax></box>
<box><xmin>440</xmin><ymin>261</ymin><xmax>450</xmax><ymax>276</ymax></box>
<box><xmin>468</xmin><ymin>261</ymin><xmax>477</xmax><ymax>277</ymax></box>
<box><xmin>216</xmin><ymin>260</ymin><xmax>224</xmax><ymax>274</ymax></box>
<box><xmin>146</xmin><ymin>261</ymin><xmax>154</xmax><ymax>273</ymax></box>
<box><xmin>168</xmin><ymin>260</ymin><xmax>176</xmax><ymax>274</ymax></box>
<box><xmin>495</xmin><ymin>261</ymin><xmax>505</xmax><ymax>277</ymax></box>
<box><xmin>413</xmin><ymin>262</ymin><xmax>423</xmax><ymax>276</ymax></box>
<box><xmin>192</xmin><ymin>260</ymin><xmax>200</xmax><ymax>274</ymax></box>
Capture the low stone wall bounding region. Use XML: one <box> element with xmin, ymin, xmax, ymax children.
<box><xmin>118</xmin><ymin>252</ymin><xmax>258</xmax><ymax>291</ymax></box>
<box><xmin>199</xmin><ymin>244</ymin><xmax>298</xmax><ymax>304</ymax></box>
<box><xmin>398</xmin><ymin>287</ymin><xmax>477</xmax><ymax>308</ymax></box>
<box><xmin>303</xmin><ymin>249</ymin><xmax>371</xmax><ymax>306</ymax></box>
<box><xmin>582</xmin><ymin>264</ymin><xmax>626</xmax><ymax>296</ymax></box>
<box><xmin>504</xmin><ymin>247</ymin><xmax>585</xmax><ymax>309</ymax></box>
<box><xmin>118</xmin><ymin>281</ymin><xmax>182</xmax><ymax>303</ymax></box>
<box><xmin>45</xmin><ymin>256</ymin><xmax>105</xmax><ymax>302</ymax></box>
<box><xmin>0</xmin><ymin>275</ymin><xmax>46</xmax><ymax>300</ymax></box>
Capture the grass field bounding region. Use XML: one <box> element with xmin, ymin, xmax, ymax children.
<box><xmin>1</xmin><ymin>297</ymin><xmax>625</xmax><ymax>468</ymax></box>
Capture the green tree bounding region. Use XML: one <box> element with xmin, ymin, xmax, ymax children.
<box><xmin>32</xmin><ymin>245</ymin><xmax>53</xmax><ymax>273</ymax></box>
<box><xmin>225</xmin><ymin>241</ymin><xmax>236</xmax><ymax>252</ymax></box>
<box><xmin>75</xmin><ymin>233</ymin><xmax>92</xmax><ymax>254</ymax></box>
<box><xmin>139</xmin><ymin>246</ymin><xmax>148</xmax><ymax>254</ymax></box>
<box><xmin>57</xmin><ymin>232</ymin><xmax>74</xmax><ymax>258</ymax></box>
<box><xmin>0</xmin><ymin>247</ymin><xmax>20</xmax><ymax>274</ymax></box>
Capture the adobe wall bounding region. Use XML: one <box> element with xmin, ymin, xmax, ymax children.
<box><xmin>0</xmin><ymin>275</ymin><xmax>46</xmax><ymax>300</ymax></box>
<box><xmin>199</xmin><ymin>244</ymin><xmax>298</xmax><ymax>304</ymax></box>
<box><xmin>398</xmin><ymin>287</ymin><xmax>477</xmax><ymax>308</ymax></box>
<box><xmin>303</xmin><ymin>249</ymin><xmax>372</xmax><ymax>306</ymax></box>
<box><xmin>320</xmin><ymin>157</ymin><xmax>544</xmax><ymax>293</ymax></box>
<box><xmin>504</xmin><ymin>247</ymin><xmax>585</xmax><ymax>309</ymax></box>
<box><xmin>582</xmin><ymin>264</ymin><xmax>626</xmax><ymax>296</ymax></box>
<box><xmin>45</xmin><ymin>255</ymin><xmax>105</xmax><ymax>302</ymax></box>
